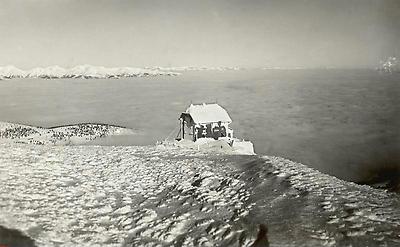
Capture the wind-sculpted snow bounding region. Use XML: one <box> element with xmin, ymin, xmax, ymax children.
<box><xmin>237</xmin><ymin>156</ymin><xmax>400</xmax><ymax>246</ymax></box>
<box><xmin>0</xmin><ymin>65</ymin><xmax>179</xmax><ymax>80</ymax></box>
<box><xmin>0</xmin><ymin>144</ymin><xmax>253</xmax><ymax>246</ymax></box>
<box><xmin>0</xmin><ymin>144</ymin><xmax>399</xmax><ymax>246</ymax></box>
<box><xmin>0</xmin><ymin>122</ymin><xmax>135</xmax><ymax>145</ymax></box>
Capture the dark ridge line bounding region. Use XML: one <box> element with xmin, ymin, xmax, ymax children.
<box><xmin>47</xmin><ymin>123</ymin><xmax>130</xmax><ymax>129</ymax></box>
<box><xmin>1</xmin><ymin>121</ymin><xmax>130</xmax><ymax>130</ymax></box>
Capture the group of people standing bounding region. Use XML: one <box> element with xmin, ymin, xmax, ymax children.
<box><xmin>196</xmin><ymin>121</ymin><xmax>227</xmax><ymax>140</ymax></box>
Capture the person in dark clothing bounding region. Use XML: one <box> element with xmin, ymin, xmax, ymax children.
<box><xmin>250</xmin><ymin>224</ymin><xmax>269</xmax><ymax>247</ymax></box>
<box><xmin>198</xmin><ymin>125</ymin><xmax>205</xmax><ymax>138</ymax></box>
<box><xmin>220</xmin><ymin>125</ymin><xmax>226</xmax><ymax>137</ymax></box>
<box><xmin>212</xmin><ymin>121</ymin><xmax>224</xmax><ymax>140</ymax></box>
<box><xmin>213</xmin><ymin>126</ymin><xmax>220</xmax><ymax>140</ymax></box>
<box><xmin>206</xmin><ymin>124</ymin><xmax>212</xmax><ymax>138</ymax></box>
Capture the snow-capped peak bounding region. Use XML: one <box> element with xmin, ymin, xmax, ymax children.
<box><xmin>0</xmin><ymin>65</ymin><xmax>26</xmax><ymax>79</ymax></box>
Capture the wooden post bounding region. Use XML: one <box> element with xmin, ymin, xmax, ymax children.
<box><xmin>182</xmin><ymin>120</ymin><xmax>185</xmax><ymax>139</ymax></box>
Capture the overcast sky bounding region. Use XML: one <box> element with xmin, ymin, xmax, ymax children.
<box><xmin>0</xmin><ymin>0</ymin><xmax>399</xmax><ymax>69</ymax></box>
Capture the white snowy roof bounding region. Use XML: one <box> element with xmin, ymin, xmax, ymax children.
<box><xmin>185</xmin><ymin>103</ymin><xmax>232</xmax><ymax>124</ymax></box>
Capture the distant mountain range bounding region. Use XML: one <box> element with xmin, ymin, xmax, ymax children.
<box><xmin>148</xmin><ymin>66</ymin><xmax>242</xmax><ymax>71</ymax></box>
<box><xmin>0</xmin><ymin>65</ymin><xmax>180</xmax><ymax>79</ymax></box>
<box><xmin>0</xmin><ymin>65</ymin><xmax>249</xmax><ymax>80</ymax></box>
<box><xmin>5</xmin><ymin>64</ymin><xmax>394</xmax><ymax>79</ymax></box>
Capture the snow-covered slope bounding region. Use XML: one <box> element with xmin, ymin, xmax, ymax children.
<box><xmin>0</xmin><ymin>144</ymin><xmax>253</xmax><ymax>246</ymax></box>
<box><xmin>0</xmin><ymin>122</ymin><xmax>135</xmax><ymax>145</ymax></box>
<box><xmin>0</xmin><ymin>143</ymin><xmax>399</xmax><ymax>247</ymax></box>
<box><xmin>164</xmin><ymin>138</ymin><xmax>255</xmax><ymax>155</ymax></box>
<box><xmin>0</xmin><ymin>65</ymin><xmax>179</xmax><ymax>80</ymax></box>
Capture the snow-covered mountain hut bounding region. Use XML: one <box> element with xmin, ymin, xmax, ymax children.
<box><xmin>178</xmin><ymin>103</ymin><xmax>233</xmax><ymax>141</ymax></box>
